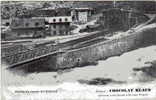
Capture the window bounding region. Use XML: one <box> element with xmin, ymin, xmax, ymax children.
<box><xmin>53</xmin><ymin>19</ymin><xmax>56</xmax><ymax>22</ymax></box>
<box><xmin>45</xmin><ymin>21</ymin><xmax>48</xmax><ymax>25</ymax></box>
<box><xmin>59</xmin><ymin>18</ymin><xmax>62</xmax><ymax>22</ymax></box>
<box><xmin>35</xmin><ymin>22</ymin><xmax>39</xmax><ymax>26</ymax></box>
<box><xmin>65</xmin><ymin>31</ymin><xmax>68</xmax><ymax>35</ymax></box>
<box><xmin>25</xmin><ymin>23</ymin><xmax>29</xmax><ymax>26</ymax></box>
<box><xmin>65</xmin><ymin>25</ymin><xmax>69</xmax><ymax>28</ymax></box>
<box><xmin>53</xmin><ymin>31</ymin><xmax>56</xmax><ymax>35</ymax></box>
<box><xmin>59</xmin><ymin>30</ymin><xmax>62</xmax><ymax>34</ymax></box>
<box><xmin>55</xmin><ymin>12</ymin><xmax>58</xmax><ymax>16</ymax></box>
<box><xmin>60</xmin><ymin>25</ymin><xmax>63</xmax><ymax>28</ymax></box>
<box><xmin>6</xmin><ymin>22</ymin><xmax>10</xmax><ymax>26</ymax></box>
<box><xmin>53</xmin><ymin>25</ymin><xmax>56</xmax><ymax>28</ymax></box>
<box><xmin>65</xmin><ymin>18</ymin><xmax>68</xmax><ymax>22</ymax></box>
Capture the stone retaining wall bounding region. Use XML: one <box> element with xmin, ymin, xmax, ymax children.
<box><xmin>55</xmin><ymin>31</ymin><xmax>145</xmax><ymax>69</ymax></box>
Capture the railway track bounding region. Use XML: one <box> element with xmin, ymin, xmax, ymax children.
<box><xmin>2</xmin><ymin>30</ymin><xmax>106</xmax><ymax>68</ymax></box>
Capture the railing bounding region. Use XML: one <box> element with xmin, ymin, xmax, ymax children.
<box><xmin>2</xmin><ymin>44</ymin><xmax>59</xmax><ymax>65</ymax></box>
<box><xmin>1</xmin><ymin>45</ymin><xmax>29</xmax><ymax>57</ymax></box>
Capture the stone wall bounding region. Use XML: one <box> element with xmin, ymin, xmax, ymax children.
<box><xmin>56</xmin><ymin>32</ymin><xmax>145</xmax><ymax>69</ymax></box>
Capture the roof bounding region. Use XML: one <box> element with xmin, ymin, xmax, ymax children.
<box><xmin>72</xmin><ymin>7</ymin><xmax>94</xmax><ymax>11</ymax></box>
<box><xmin>40</xmin><ymin>7</ymin><xmax>56</xmax><ymax>10</ymax></box>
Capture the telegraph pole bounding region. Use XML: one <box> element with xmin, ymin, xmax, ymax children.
<box><xmin>113</xmin><ymin>0</ymin><xmax>116</xmax><ymax>8</ymax></box>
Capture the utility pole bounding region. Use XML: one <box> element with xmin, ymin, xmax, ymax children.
<box><xmin>113</xmin><ymin>0</ymin><xmax>116</xmax><ymax>8</ymax></box>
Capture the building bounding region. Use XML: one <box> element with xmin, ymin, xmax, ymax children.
<box><xmin>71</xmin><ymin>8</ymin><xmax>94</xmax><ymax>23</ymax></box>
<box><xmin>33</xmin><ymin>7</ymin><xmax>72</xmax><ymax>36</ymax></box>
<box><xmin>10</xmin><ymin>18</ymin><xmax>46</xmax><ymax>38</ymax></box>
<box><xmin>45</xmin><ymin>16</ymin><xmax>72</xmax><ymax>36</ymax></box>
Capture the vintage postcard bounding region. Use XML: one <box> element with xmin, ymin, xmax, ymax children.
<box><xmin>1</xmin><ymin>0</ymin><xmax>156</xmax><ymax>100</ymax></box>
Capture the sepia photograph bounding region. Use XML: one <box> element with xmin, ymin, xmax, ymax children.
<box><xmin>1</xmin><ymin>0</ymin><xmax>156</xmax><ymax>99</ymax></box>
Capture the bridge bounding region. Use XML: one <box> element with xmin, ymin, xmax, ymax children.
<box><xmin>2</xmin><ymin>31</ymin><xmax>103</xmax><ymax>68</ymax></box>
